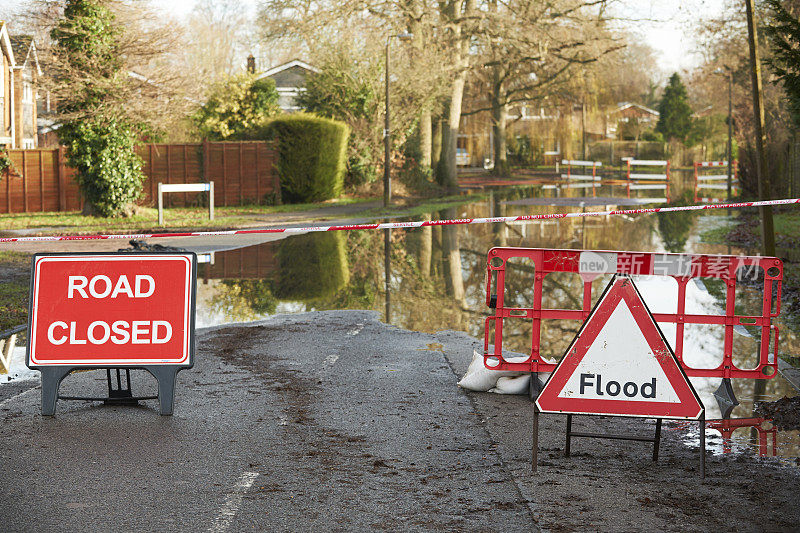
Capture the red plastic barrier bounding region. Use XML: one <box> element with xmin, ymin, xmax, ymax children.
<box><xmin>483</xmin><ymin>248</ymin><xmax>782</xmax><ymax>379</ymax></box>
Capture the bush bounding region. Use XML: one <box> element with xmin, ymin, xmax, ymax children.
<box><xmin>59</xmin><ymin>117</ymin><xmax>145</xmax><ymax>217</ymax></box>
<box><xmin>296</xmin><ymin>52</ymin><xmax>383</xmax><ymax>189</ymax></box>
<box><xmin>258</xmin><ymin>113</ymin><xmax>349</xmax><ymax>203</ymax></box>
<box><xmin>507</xmin><ymin>135</ymin><xmax>540</xmax><ymax>167</ymax></box>
<box><xmin>193</xmin><ymin>73</ymin><xmax>280</xmax><ymax>140</ymax></box>
<box><xmin>275</xmin><ymin>232</ymin><xmax>350</xmax><ymax>301</ymax></box>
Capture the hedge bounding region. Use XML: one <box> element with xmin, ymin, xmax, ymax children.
<box><xmin>261</xmin><ymin>113</ymin><xmax>349</xmax><ymax>203</ymax></box>
<box><xmin>274</xmin><ymin>232</ymin><xmax>350</xmax><ymax>301</ymax></box>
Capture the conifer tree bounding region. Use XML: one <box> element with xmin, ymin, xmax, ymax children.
<box><xmin>764</xmin><ymin>0</ymin><xmax>800</xmax><ymax>127</ymax></box>
<box><xmin>656</xmin><ymin>73</ymin><xmax>694</xmax><ymax>144</ymax></box>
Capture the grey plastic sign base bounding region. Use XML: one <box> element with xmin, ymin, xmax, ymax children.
<box><xmin>39</xmin><ymin>365</ymin><xmax>184</xmax><ymax>416</ymax></box>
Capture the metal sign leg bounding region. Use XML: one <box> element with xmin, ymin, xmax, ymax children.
<box><xmin>565</xmin><ymin>414</ymin><xmax>573</xmax><ymax>457</ymax></box>
<box><xmin>700</xmin><ymin>411</ymin><xmax>706</xmax><ymax>480</ymax></box>
<box><xmin>532</xmin><ymin>405</ymin><xmax>539</xmax><ymax>473</ymax></box>
<box><xmin>40</xmin><ymin>367</ymin><xmax>72</xmax><ymax>416</ymax></box>
<box><xmin>145</xmin><ymin>366</ymin><xmax>179</xmax><ymax>416</ymax></box>
<box><xmin>653</xmin><ymin>418</ymin><xmax>662</xmax><ymax>461</ymax></box>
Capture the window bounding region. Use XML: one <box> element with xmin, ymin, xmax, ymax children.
<box><xmin>23</xmin><ymin>82</ymin><xmax>33</xmax><ymax>103</ymax></box>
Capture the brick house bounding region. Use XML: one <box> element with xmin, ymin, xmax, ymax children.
<box><xmin>0</xmin><ymin>21</ymin><xmax>13</xmax><ymax>146</ymax></box>
<box><xmin>0</xmin><ymin>22</ymin><xmax>41</xmax><ymax>149</ymax></box>
<box><xmin>10</xmin><ymin>34</ymin><xmax>41</xmax><ymax>148</ymax></box>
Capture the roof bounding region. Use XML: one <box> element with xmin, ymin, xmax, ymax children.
<box><xmin>613</xmin><ymin>102</ymin><xmax>659</xmax><ymax>117</ymax></box>
<box><xmin>0</xmin><ymin>21</ymin><xmax>16</xmax><ymax>66</ymax></box>
<box><xmin>256</xmin><ymin>59</ymin><xmax>319</xmax><ymax>81</ymax></box>
<box><xmin>9</xmin><ymin>35</ymin><xmax>31</xmax><ymax>61</ymax></box>
<box><xmin>9</xmin><ymin>34</ymin><xmax>42</xmax><ymax>75</ymax></box>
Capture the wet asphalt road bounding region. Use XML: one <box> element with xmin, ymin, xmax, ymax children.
<box><xmin>3</xmin><ymin>311</ymin><xmax>799</xmax><ymax>532</ymax></box>
<box><xmin>0</xmin><ymin>311</ymin><xmax>537</xmax><ymax>532</ymax></box>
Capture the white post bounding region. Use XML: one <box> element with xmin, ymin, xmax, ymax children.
<box><xmin>0</xmin><ymin>334</ymin><xmax>16</xmax><ymax>374</ymax></box>
<box><xmin>208</xmin><ymin>181</ymin><xmax>214</xmax><ymax>221</ymax></box>
<box><xmin>158</xmin><ymin>182</ymin><xmax>164</xmax><ymax>226</ymax></box>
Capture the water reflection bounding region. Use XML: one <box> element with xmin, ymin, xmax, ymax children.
<box><xmin>192</xmin><ymin>191</ymin><xmax>798</xmax><ymax>459</ymax></box>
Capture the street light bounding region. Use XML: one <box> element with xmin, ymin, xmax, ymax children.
<box><xmin>384</xmin><ymin>32</ymin><xmax>413</xmax><ymax>208</ymax></box>
<box><xmin>714</xmin><ymin>67</ymin><xmax>734</xmax><ymax>206</ymax></box>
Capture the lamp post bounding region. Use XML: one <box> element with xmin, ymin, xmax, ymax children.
<box><xmin>384</xmin><ymin>32</ymin><xmax>413</xmax><ymax>207</ymax></box>
<box><xmin>715</xmin><ymin>68</ymin><xmax>734</xmax><ymax>218</ymax></box>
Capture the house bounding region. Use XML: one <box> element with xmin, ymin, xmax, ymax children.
<box><xmin>255</xmin><ymin>58</ymin><xmax>318</xmax><ymax>112</ymax></box>
<box><xmin>0</xmin><ymin>21</ymin><xmax>14</xmax><ymax>147</ymax></box>
<box><xmin>605</xmin><ymin>102</ymin><xmax>659</xmax><ymax>138</ymax></box>
<box><xmin>0</xmin><ymin>22</ymin><xmax>41</xmax><ymax>149</ymax></box>
<box><xmin>10</xmin><ymin>34</ymin><xmax>41</xmax><ymax>148</ymax></box>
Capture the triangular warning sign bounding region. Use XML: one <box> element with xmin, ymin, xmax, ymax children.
<box><xmin>536</xmin><ymin>275</ymin><xmax>703</xmax><ymax>420</ymax></box>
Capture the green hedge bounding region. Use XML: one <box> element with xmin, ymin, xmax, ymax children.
<box><xmin>275</xmin><ymin>232</ymin><xmax>350</xmax><ymax>302</ymax></box>
<box><xmin>261</xmin><ymin>113</ymin><xmax>349</xmax><ymax>203</ymax></box>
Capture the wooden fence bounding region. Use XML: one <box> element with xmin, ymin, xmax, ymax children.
<box><xmin>0</xmin><ymin>141</ymin><xmax>278</xmax><ymax>214</ymax></box>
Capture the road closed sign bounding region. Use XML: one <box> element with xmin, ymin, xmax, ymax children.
<box><xmin>535</xmin><ymin>275</ymin><xmax>703</xmax><ymax>420</ymax></box>
<box><xmin>27</xmin><ymin>253</ymin><xmax>196</xmax><ymax>367</ymax></box>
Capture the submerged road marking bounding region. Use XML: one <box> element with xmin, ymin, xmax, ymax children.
<box><xmin>0</xmin><ymin>386</ymin><xmax>40</xmax><ymax>409</ymax></box>
<box><xmin>209</xmin><ymin>471</ymin><xmax>260</xmax><ymax>533</ymax></box>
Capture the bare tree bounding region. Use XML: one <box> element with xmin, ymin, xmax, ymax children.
<box><xmin>25</xmin><ymin>0</ymin><xmax>191</xmax><ymax>135</ymax></box>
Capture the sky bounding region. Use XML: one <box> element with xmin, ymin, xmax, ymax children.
<box><xmin>611</xmin><ymin>0</ymin><xmax>729</xmax><ymax>75</ymax></box>
<box><xmin>2</xmin><ymin>0</ymin><xmax>729</xmax><ymax>75</ymax></box>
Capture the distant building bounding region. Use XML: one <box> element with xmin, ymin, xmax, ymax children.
<box><xmin>255</xmin><ymin>59</ymin><xmax>319</xmax><ymax>112</ymax></box>
<box><xmin>0</xmin><ymin>22</ymin><xmax>42</xmax><ymax>149</ymax></box>
<box><xmin>606</xmin><ymin>102</ymin><xmax>659</xmax><ymax>138</ymax></box>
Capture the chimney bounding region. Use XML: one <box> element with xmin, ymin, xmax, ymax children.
<box><xmin>246</xmin><ymin>54</ymin><xmax>256</xmax><ymax>74</ymax></box>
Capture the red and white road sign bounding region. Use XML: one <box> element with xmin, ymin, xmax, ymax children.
<box><xmin>535</xmin><ymin>276</ymin><xmax>703</xmax><ymax>420</ymax></box>
<box><xmin>27</xmin><ymin>253</ymin><xmax>196</xmax><ymax>366</ymax></box>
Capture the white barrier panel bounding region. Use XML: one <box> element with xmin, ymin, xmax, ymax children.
<box><xmin>698</xmin><ymin>184</ymin><xmax>736</xmax><ymax>190</ymax></box>
<box><xmin>561</xmin><ymin>174</ymin><xmax>601</xmax><ymax>181</ymax></box>
<box><xmin>629</xmin><ymin>160</ymin><xmax>668</xmax><ymax>166</ymax></box>
<box><xmin>629</xmin><ymin>173</ymin><xmax>668</xmax><ymax>180</ymax></box>
<box><xmin>629</xmin><ymin>184</ymin><xmax>668</xmax><ymax>190</ymax></box>
<box><xmin>696</xmin><ymin>175</ymin><xmax>730</xmax><ymax>181</ymax></box>
<box><xmin>562</xmin><ymin>160</ymin><xmax>602</xmax><ymax>167</ymax></box>
<box><xmin>160</xmin><ymin>183</ymin><xmax>212</xmax><ymax>193</ymax></box>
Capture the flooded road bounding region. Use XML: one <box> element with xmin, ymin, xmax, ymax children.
<box><xmin>3</xmin><ymin>189</ymin><xmax>800</xmax><ymax>461</ymax></box>
<box><xmin>182</xmin><ymin>191</ymin><xmax>800</xmax><ymax>460</ymax></box>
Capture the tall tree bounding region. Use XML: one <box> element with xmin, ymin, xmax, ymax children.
<box><xmin>764</xmin><ymin>0</ymin><xmax>800</xmax><ymax>127</ymax></box>
<box><xmin>656</xmin><ymin>73</ymin><xmax>694</xmax><ymax>144</ymax></box>
<box><xmin>467</xmin><ymin>0</ymin><xmax>619</xmax><ymax>175</ymax></box>
<box><xmin>434</xmin><ymin>0</ymin><xmax>475</xmax><ymax>190</ymax></box>
<box><xmin>50</xmin><ymin>0</ymin><xmax>144</xmax><ymax>216</ymax></box>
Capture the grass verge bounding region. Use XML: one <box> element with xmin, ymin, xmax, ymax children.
<box><xmin>0</xmin><ymin>197</ymin><xmax>373</xmax><ymax>234</ymax></box>
<box><xmin>356</xmin><ymin>194</ymin><xmax>488</xmax><ymax>219</ymax></box>
<box><xmin>0</xmin><ymin>252</ymin><xmax>31</xmax><ymax>333</ymax></box>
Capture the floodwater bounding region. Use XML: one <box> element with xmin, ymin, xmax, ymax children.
<box><xmin>187</xmin><ymin>189</ymin><xmax>800</xmax><ymax>461</ymax></box>
<box><xmin>6</xmin><ymin>187</ymin><xmax>800</xmax><ymax>461</ymax></box>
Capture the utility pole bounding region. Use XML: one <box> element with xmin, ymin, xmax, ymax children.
<box><xmin>726</xmin><ymin>70</ymin><xmax>733</xmax><ymax>205</ymax></box>
<box><xmin>745</xmin><ymin>0</ymin><xmax>776</xmax><ymax>257</ymax></box>
<box><xmin>384</xmin><ymin>40</ymin><xmax>392</xmax><ymax>208</ymax></box>
<box><xmin>581</xmin><ymin>102</ymin><xmax>587</xmax><ymax>160</ymax></box>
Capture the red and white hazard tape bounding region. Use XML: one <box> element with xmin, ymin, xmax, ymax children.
<box><xmin>1</xmin><ymin>198</ymin><xmax>798</xmax><ymax>244</ymax></box>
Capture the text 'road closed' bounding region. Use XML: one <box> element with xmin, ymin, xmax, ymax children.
<box><xmin>28</xmin><ymin>254</ymin><xmax>195</xmax><ymax>366</ymax></box>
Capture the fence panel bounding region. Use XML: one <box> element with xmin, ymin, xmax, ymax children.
<box><xmin>0</xmin><ymin>141</ymin><xmax>277</xmax><ymax>214</ymax></box>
